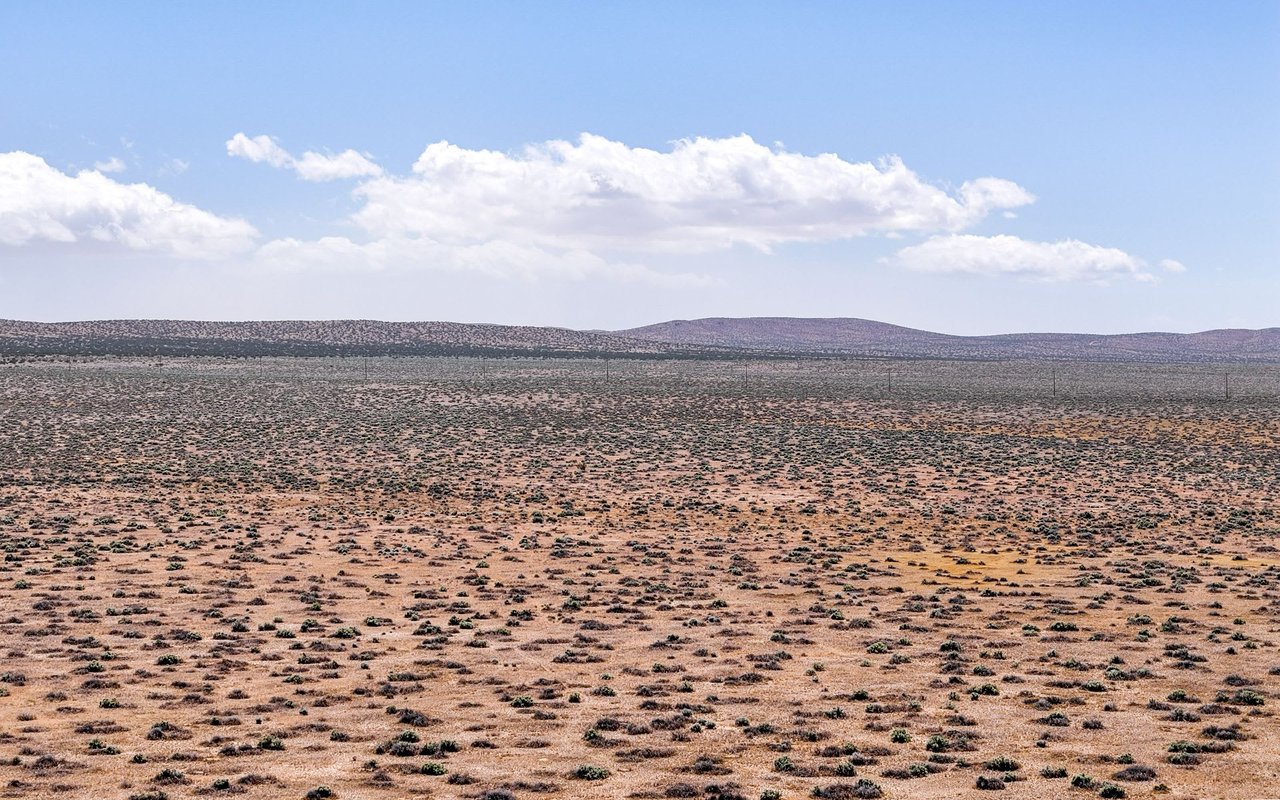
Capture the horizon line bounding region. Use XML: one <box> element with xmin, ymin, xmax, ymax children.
<box><xmin>3</xmin><ymin>315</ymin><xmax>1277</xmax><ymax>340</ymax></box>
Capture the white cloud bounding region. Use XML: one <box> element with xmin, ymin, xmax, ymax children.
<box><xmin>0</xmin><ymin>151</ymin><xmax>257</xmax><ymax>259</ymax></box>
<box><xmin>890</xmin><ymin>234</ymin><xmax>1181</xmax><ymax>283</ymax></box>
<box><xmin>226</xmin><ymin>133</ymin><xmax>291</xmax><ymax>168</ymax></box>
<box><xmin>226</xmin><ymin>132</ymin><xmax>382</xmax><ymax>181</ymax></box>
<box><xmin>93</xmin><ymin>156</ymin><xmax>126</xmax><ymax>173</ymax></box>
<box><xmin>233</xmin><ymin>131</ymin><xmax>1034</xmax><ymax>284</ymax></box>
<box><xmin>346</xmin><ymin>133</ymin><xmax>1034</xmax><ymax>254</ymax></box>
<box><xmin>292</xmin><ymin>150</ymin><xmax>383</xmax><ymax>181</ymax></box>
<box><xmin>10</xmin><ymin>133</ymin><xmax>1178</xmax><ymax>293</ymax></box>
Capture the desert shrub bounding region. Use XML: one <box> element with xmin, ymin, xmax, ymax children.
<box><xmin>1113</xmin><ymin>765</ymin><xmax>1156</xmax><ymax>781</ymax></box>
<box><xmin>811</xmin><ymin>780</ymin><xmax>883</xmax><ymax>798</ymax></box>
<box><xmin>153</xmin><ymin>768</ymin><xmax>188</xmax><ymax>785</ymax></box>
<box><xmin>397</xmin><ymin>709</ymin><xmax>434</xmax><ymax>727</ymax></box>
<box><xmin>834</xmin><ymin>758</ymin><xmax>859</xmax><ymax>777</ymax></box>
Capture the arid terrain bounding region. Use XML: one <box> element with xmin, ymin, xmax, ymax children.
<box><xmin>618</xmin><ymin>318</ymin><xmax>1280</xmax><ymax>362</ymax></box>
<box><xmin>3</xmin><ymin>318</ymin><xmax>1278</xmax><ymax>362</ymax></box>
<box><xmin>0</xmin><ymin>356</ymin><xmax>1276</xmax><ymax>800</ymax></box>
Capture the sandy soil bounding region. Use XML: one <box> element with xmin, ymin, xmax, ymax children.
<box><xmin>0</xmin><ymin>357</ymin><xmax>1275</xmax><ymax>800</ymax></box>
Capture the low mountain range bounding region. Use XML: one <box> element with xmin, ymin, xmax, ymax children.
<box><xmin>0</xmin><ymin>316</ymin><xmax>1275</xmax><ymax>362</ymax></box>
<box><xmin>0</xmin><ymin>319</ymin><xmax>702</xmax><ymax>358</ymax></box>
<box><xmin>616</xmin><ymin>317</ymin><xmax>1280</xmax><ymax>362</ymax></box>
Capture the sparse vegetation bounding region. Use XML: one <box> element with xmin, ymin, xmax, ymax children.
<box><xmin>0</xmin><ymin>355</ymin><xmax>1272</xmax><ymax>800</ymax></box>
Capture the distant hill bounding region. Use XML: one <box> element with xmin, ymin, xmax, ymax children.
<box><xmin>0</xmin><ymin>316</ymin><xmax>1275</xmax><ymax>362</ymax></box>
<box><xmin>0</xmin><ymin>319</ymin><xmax>713</xmax><ymax>358</ymax></box>
<box><xmin>617</xmin><ymin>317</ymin><xmax>1280</xmax><ymax>362</ymax></box>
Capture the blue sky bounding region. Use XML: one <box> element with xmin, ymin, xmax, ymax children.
<box><xmin>1</xmin><ymin>1</ymin><xmax>1276</xmax><ymax>333</ymax></box>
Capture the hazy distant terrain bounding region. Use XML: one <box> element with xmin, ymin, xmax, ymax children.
<box><xmin>1</xmin><ymin>316</ymin><xmax>1277</xmax><ymax>362</ymax></box>
<box><xmin>619</xmin><ymin>317</ymin><xmax>1280</xmax><ymax>362</ymax></box>
<box><xmin>0</xmin><ymin>319</ymin><xmax>712</xmax><ymax>358</ymax></box>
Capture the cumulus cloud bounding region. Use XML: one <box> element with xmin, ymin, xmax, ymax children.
<box><xmin>232</xmin><ymin>131</ymin><xmax>1036</xmax><ymax>284</ymax></box>
<box><xmin>226</xmin><ymin>132</ymin><xmax>382</xmax><ymax>181</ymax></box>
<box><xmin>347</xmin><ymin>133</ymin><xmax>1035</xmax><ymax>253</ymax></box>
<box><xmin>292</xmin><ymin>150</ymin><xmax>384</xmax><ymax>181</ymax></box>
<box><xmin>8</xmin><ymin>133</ymin><xmax>1174</xmax><ymax>292</ymax></box>
<box><xmin>0</xmin><ymin>151</ymin><xmax>257</xmax><ymax>259</ymax></box>
<box><xmin>890</xmin><ymin>234</ymin><xmax>1181</xmax><ymax>283</ymax></box>
<box><xmin>226</xmin><ymin>133</ymin><xmax>292</xmax><ymax>168</ymax></box>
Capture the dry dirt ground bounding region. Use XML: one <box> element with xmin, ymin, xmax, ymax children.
<box><xmin>0</xmin><ymin>357</ymin><xmax>1277</xmax><ymax>800</ymax></box>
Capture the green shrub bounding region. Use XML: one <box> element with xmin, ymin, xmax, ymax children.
<box><xmin>986</xmin><ymin>756</ymin><xmax>1019</xmax><ymax>772</ymax></box>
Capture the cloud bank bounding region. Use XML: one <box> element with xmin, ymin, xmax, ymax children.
<box><xmin>347</xmin><ymin>134</ymin><xmax>1035</xmax><ymax>253</ymax></box>
<box><xmin>2</xmin><ymin>134</ymin><xmax>1182</xmax><ymax>288</ymax></box>
<box><xmin>230</xmin><ymin>132</ymin><xmax>1052</xmax><ymax>285</ymax></box>
<box><xmin>0</xmin><ymin>151</ymin><xmax>256</xmax><ymax>259</ymax></box>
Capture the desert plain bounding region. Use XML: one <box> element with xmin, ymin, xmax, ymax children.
<box><xmin>0</xmin><ymin>357</ymin><xmax>1276</xmax><ymax>800</ymax></box>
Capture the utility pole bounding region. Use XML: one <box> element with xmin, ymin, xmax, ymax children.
<box><xmin>1052</xmin><ymin>366</ymin><xmax>1057</xmax><ymax>399</ymax></box>
<box><xmin>605</xmin><ymin>358</ymin><xmax>610</xmax><ymax>383</ymax></box>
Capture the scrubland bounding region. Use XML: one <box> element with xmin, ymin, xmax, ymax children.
<box><xmin>0</xmin><ymin>357</ymin><xmax>1276</xmax><ymax>800</ymax></box>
